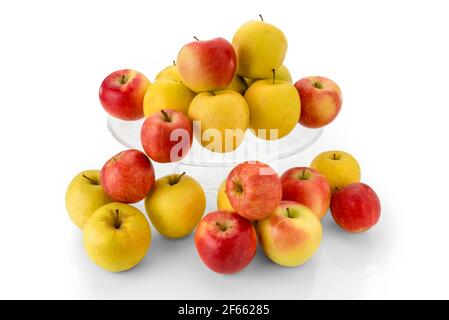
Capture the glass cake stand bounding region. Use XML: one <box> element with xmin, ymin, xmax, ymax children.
<box><xmin>107</xmin><ymin>116</ymin><xmax>323</xmax><ymax>192</ymax></box>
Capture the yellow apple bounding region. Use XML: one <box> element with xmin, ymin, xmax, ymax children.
<box><xmin>145</xmin><ymin>173</ymin><xmax>206</xmax><ymax>238</ymax></box>
<box><xmin>244</xmin><ymin>77</ymin><xmax>300</xmax><ymax>140</ymax></box>
<box><xmin>276</xmin><ymin>65</ymin><xmax>292</xmax><ymax>83</ymax></box>
<box><xmin>225</xmin><ymin>75</ymin><xmax>248</xmax><ymax>95</ymax></box>
<box><xmin>258</xmin><ymin>201</ymin><xmax>322</xmax><ymax>267</ymax></box>
<box><xmin>244</xmin><ymin>77</ymin><xmax>255</xmax><ymax>87</ymax></box>
<box><xmin>83</xmin><ymin>202</ymin><xmax>151</xmax><ymax>272</ymax></box>
<box><xmin>310</xmin><ymin>150</ymin><xmax>361</xmax><ymax>193</ymax></box>
<box><xmin>232</xmin><ymin>19</ymin><xmax>287</xmax><ymax>79</ymax></box>
<box><xmin>188</xmin><ymin>90</ymin><xmax>249</xmax><ymax>152</ymax></box>
<box><xmin>143</xmin><ymin>79</ymin><xmax>195</xmax><ymax>116</ymax></box>
<box><xmin>65</xmin><ymin>170</ymin><xmax>112</xmax><ymax>229</ymax></box>
<box><xmin>155</xmin><ymin>64</ymin><xmax>181</xmax><ymax>81</ymax></box>
<box><xmin>217</xmin><ymin>179</ymin><xmax>234</xmax><ymax>211</ymax></box>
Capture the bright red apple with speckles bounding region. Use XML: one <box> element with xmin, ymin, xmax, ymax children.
<box><xmin>99</xmin><ymin>69</ymin><xmax>150</xmax><ymax>120</ymax></box>
<box><xmin>100</xmin><ymin>149</ymin><xmax>155</xmax><ymax>203</ymax></box>
<box><xmin>176</xmin><ymin>37</ymin><xmax>236</xmax><ymax>93</ymax></box>
<box><xmin>194</xmin><ymin>210</ymin><xmax>257</xmax><ymax>274</ymax></box>
<box><xmin>225</xmin><ymin>161</ymin><xmax>282</xmax><ymax>221</ymax></box>
<box><xmin>330</xmin><ymin>182</ymin><xmax>381</xmax><ymax>232</ymax></box>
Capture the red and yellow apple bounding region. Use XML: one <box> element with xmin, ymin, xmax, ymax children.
<box><xmin>99</xmin><ymin>69</ymin><xmax>150</xmax><ymax>120</ymax></box>
<box><xmin>141</xmin><ymin>109</ymin><xmax>192</xmax><ymax>163</ymax></box>
<box><xmin>294</xmin><ymin>76</ymin><xmax>342</xmax><ymax>128</ymax></box>
<box><xmin>195</xmin><ymin>210</ymin><xmax>256</xmax><ymax>274</ymax></box>
<box><xmin>101</xmin><ymin>149</ymin><xmax>155</xmax><ymax>203</ymax></box>
<box><xmin>258</xmin><ymin>201</ymin><xmax>322</xmax><ymax>267</ymax></box>
<box><xmin>177</xmin><ymin>37</ymin><xmax>236</xmax><ymax>92</ymax></box>
<box><xmin>281</xmin><ymin>167</ymin><xmax>331</xmax><ymax>220</ymax></box>
<box><xmin>330</xmin><ymin>182</ymin><xmax>381</xmax><ymax>232</ymax></box>
<box><xmin>226</xmin><ymin>161</ymin><xmax>282</xmax><ymax>220</ymax></box>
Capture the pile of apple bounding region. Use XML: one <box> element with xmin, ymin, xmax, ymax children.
<box><xmin>65</xmin><ymin>16</ymin><xmax>381</xmax><ymax>274</ymax></box>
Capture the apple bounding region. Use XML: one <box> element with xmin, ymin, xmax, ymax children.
<box><xmin>225</xmin><ymin>75</ymin><xmax>248</xmax><ymax>95</ymax></box>
<box><xmin>65</xmin><ymin>170</ymin><xmax>112</xmax><ymax>229</ymax></box>
<box><xmin>310</xmin><ymin>150</ymin><xmax>361</xmax><ymax>193</ymax></box>
<box><xmin>244</xmin><ymin>72</ymin><xmax>301</xmax><ymax>140</ymax></box>
<box><xmin>83</xmin><ymin>202</ymin><xmax>151</xmax><ymax>272</ymax></box>
<box><xmin>143</xmin><ymin>79</ymin><xmax>195</xmax><ymax>117</ymax></box>
<box><xmin>232</xmin><ymin>17</ymin><xmax>287</xmax><ymax>79</ymax></box>
<box><xmin>294</xmin><ymin>76</ymin><xmax>342</xmax><ymax>128</ymax></box>
<box><xmin>258</xmin><ymin>201</ymin><xmax>322</xmax><ymax>267</ymax></box>
<box><xmin>244</xmin><ymin>64</ymin><xmax>291</xmax><ymax>87</ymax></box>
<box><xmin>226</xmin><ymin>161</ymin><xmax>282</xmax><ymax>220</ymax></box>
<box><xmin>177</xmin><ymin>37</ymin><xmax>236</xmax><ymax>93</ymax></box>
<box><xmin>188</xmin><ymin>90</ymin><xmax>249</xmax><ymax>153</ymax></box>
<box><xmin>145</xmin><ymin>172</ymin><xmax>206</xmax><ymax>238</ymax></box>
<box><xmin>281</xmin><ymin>167</ymin><xmax>331</xmax><ymax>220</ymax></box>
<box><xmin>194</xmin><ymin>210</ymin><xmax>256</xmax><ymax>274</ymax></box>
<box><xmin>155</xmin><ymin>62</ymin><xmax>181</xmax><ymax>81</ymax></box>
<box><xmin>330</xmin><ymin>182</ymin><xmax>381</xmax><ymax>232</ymax></box>
<box><xmin>217</xmin><ymin>179</ymin><xmax>234</xmax><ymax>211</ymax></box>
<box><xmin>141</xmin><ymin>109</ymin><xmax>193</xmax><ymax>163</ymax></box>
<box><xmin>99</xmin><ymin>69</ymin><xmax>150</xmax><ymax>120</ymax></box>
<box><xmin>101</xmin><ymin>149</ymin><xmax>155</xmax><ymax>203</ymax></box>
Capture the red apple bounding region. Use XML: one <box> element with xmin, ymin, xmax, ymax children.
<box><xmin>176</xmin><ymin>37</ymin><xmax>236</xmax><ymax>92</ymax></box>
<box><xmin>330</xmin><ymin>182</ymin><xmax>381</xmax><ymax>232</ymax></box>
<box><xmin>226</xmin><ymin>161</ymin><xmax>282</xmax><ymax>221</ymax></box>
<box><xmin>281</xmin><ymin>167</ymin><xmax>331</xmax><ymax>219</ymax></box>
<box><xmin>294</xmin><ymin>76</ymin><xmax>342</xmax><ymax>128</ymax></box>
<box><xmin>99</xmin><ymin>69</ymin><xmax>150</xmax><ymax>120</ymax></box>
<box><xmin>194</xmin><ymin>210</ymin><xmax>256</xmax><ymax>274</ymax></box>
<box><xmin>101</xmin><ymin>149</ymin><xmax>155</xmax><ymax>203</ymax></box>
<box><xmin>140</xmin><ymin>109</ymin><xmax>193</xmax><ymax>163</ymax></box>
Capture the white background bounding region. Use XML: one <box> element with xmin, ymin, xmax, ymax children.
<box><xmin>0</xmin><ymin>0</ymin><xmax>448</xmax><ymax>299</ymax></box>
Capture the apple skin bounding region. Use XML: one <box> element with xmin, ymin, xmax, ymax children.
<box><xmin>281</xmin><ymin>167</ymin><xmax>331</xmax><ymax>220</ymax></box>
<box><xmin>226</xmin><ymin>161</ymin><xmax>282</xmax><ymax>220</ymax></box>
<box><xmin>83</xmin><ymin>202</ymin><xmax>151</xmax><ymax>272</ymax></box>
<box><xmin>258</xmin><ymin>201</ymin><xmax>322</xmax><ymax>267</ymax></box>
<box><xmin>145</xmin><ymin>173</ymin><xmax>206</xmax><ymax>239</ymax></box>
<box><xmin>177</xmin><ymin>37</ymin><xmax>237</xmax><ymax>93</ymax></box>
<box><xmin>194</xmin><ymin>210</ymin><xmax>257</xmax><ymax>274</ymax></box>
<box><xmin>294</xmin><ymin>76</ymin><xmax>342</xmax><ymax>128</ymax></box>
<box><xmin>99</xmin><ymin>69</ymin><xmax>150</xmax><ymax>120</ymax></box>
<box><xmin>217</xmin><ymin>179</ymin><xmax>234</xmax><ymax>211</ymax></box>
<box><xmin>141</xmin><ymin>109</ymin><xmax>193</xmax><ymax>163</ymax></box>
<box><xmin>155</xmin><ymin>64</ymin><xmax>181</xmax><ymax>81</ymax></box>
<box><xmin>65</xmin><ymin>170</ymin><xmax>113</xmax><ymax>229</ymax></box>
<box><xmin>310</xmin><ymin>150</ymin><xmax>361</xmax><ymax>193</ymax></box>
<box><xmin>330</xmin><ymin>183</ymin><xmax>381</xmax><ymax>232</ymax></box>
<box><xmin>100</xmin><ymin>149</ymin><xmax>155</xmax><ymax>204</ymax></box>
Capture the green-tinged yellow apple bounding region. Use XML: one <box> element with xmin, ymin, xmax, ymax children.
<box><xmin>217</xmin><ymin>179</ymin><xmax>234</xmax><ymax>211</ymax></box>
<box><xmin>145</xmin><ymin>173</ymin><xmax>206</xmax><ymax>238</ymax></box>
<box><xmin>244</xmin><ymin>77</ymin><xmax>255</xmax><ymax>87</ymax></box>
<box><xmin>188</xmin><ymin>90</ymin><xmax>249</xmax><ymax>152</ymax></box>
<box><xmin>232</xmin><ymin>18</ymin><xmax>287</xmax><ymax>79</ymax></box>
<box><xmin>244</xmin><ymin>74</ymin><xmax>300</xmax><ymax>140</ymax></box>
<box><xmin>276</xmin><ymin>65</ymin><xmax>292</xmax><ymax>83</ymax></box>
<box><xmin>225</xmin><ymin>75</ymin><xmax>248</xmax><ymax>95</ymax></box>
<box><xmin>258</xmin><ymin>201</ymin><xmax>322</xmax><ymax>267</ymax></box>
<box><xmin>65</xmin><ymin>170</ymin><xmax>112</xmax><ymax>229</ymax></box>
<box><xmin>83</xmin><ymin>202</ymin><xmax>151</xmax><ymax>272</ymax></box>
<box><xmin>143</xmin><ymin>79</ymin><xmax>195</xmax><ymax>116</ymax></box>
<box><xmin>155</xmin><ymin>63</ymin><xmax>181</xmax><ymax>81</ymax></box>
<box><xmin>310</xmin><ymin>150</ymin><xmax>361</xmax><ymax>193</ymax></box>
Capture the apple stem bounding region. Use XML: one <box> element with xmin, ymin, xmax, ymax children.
<box><xmin>170</xmin><ymin>172</ymin><xmax>186</xmax><ymax>185</ymax></box>
<box><xmin>216</xmin><ymin>222</ymin><xmax>227</xmax><ymax>232</ymax></box>
<box><xmin>301</xmin><ymin>170</ymin><xmax>307</xmax><ymax>180</ymax></box>
<box><xmin>82</xmin><ymin>174</ymin><xmax>97</xmax><ymax>185</ymax></box>
<box><xmin>114</xmin><ymin>209</ymin><xmax>120</xmax><ymax>229</ymax></box>
<box><xmin>161</xmin><ymin>109</ymin><xmax>171</xmax><ymax>122</ymax></box>
<box><xmin>272</xmin><ymin>69</ymin><xmax>275</xmax><ymax>85</ymax></box>
<box><xmin>193</xmin><ymin>36</ymin><xmax>199</xmax><ymax>41</ymax></box>
<box><xmin>120</xmin><ymin>75</ymin><xmax>127</xmax><ymax>84</ymax></box>
<box><xmin>173</xmin><ymin>60</ymin><xmax>176</xmax><ymax>66</ymax></box>
<box><xmin>286</xmin><ymin>207</ymin><xmax>292</xmax><ymax>218</ymax></box>
<box><xmin>333</xmin><ymin>153</ymin><xmax>337</xmax><ymax>160</ymax></box>
<box><xmin>210</xmin><ymin>91</ymin><xmax>216</xmax><ymax>96</ymax></box>
<box><xmin>259</xmin><ymin>14</ymin><xmax>264</xmax><ymax>22</ymax></box>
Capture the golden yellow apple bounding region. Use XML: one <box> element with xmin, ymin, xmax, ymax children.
<box><xmin>225</xmin><ymin>75</ymin><xmax>248</xmax><ymax>95</ymax></box>
<box><xmin>145</xmin><ymin>173</ymin><xmax>206</xmax><ymax>238</ymax></box>
<box><xmin>155</xmin><ymin>63</ymin><xmax>181</xmax><ymax>81</ymax></box>
<box><xmin>217</xmin><ymin>179</ymin><xmax>234</xmax><ymax>211</ymax></box>
<box><xmin>83</xmin><ymin>202</ymin><xmax>151</xmax><ymax>272</ymax></box>
<box><xmin>244</xmin><ymin>77</ymin><xmax>300</xmax><ymax>140</ymax></box>
<box><xmin>276</xmin><ymin>65</ymin><xmax>292</xmax><ymax>83</ymax></box>
<box><xmin>188</xmin><ymin>90</ymin><xmax>249</xmax><ymax>152</ymax></box>
<box><xmin>143</xmin><ymin>79</ymin><xmax>195</xmax><ymax>116</ymax></box>
<box><xmin>310</xmin><ymin>150</ymin><xmax>361</xmax><ymax>193</ymax></box>
<box><xmin>65</xmin><ymin>170</ymin><xmax>112</xmax><ymax>229</ymax></box>
<box><xmin>232</xmin><ymin>19</ymin><xmax>287</xmax><ymax>79</ymax></box>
